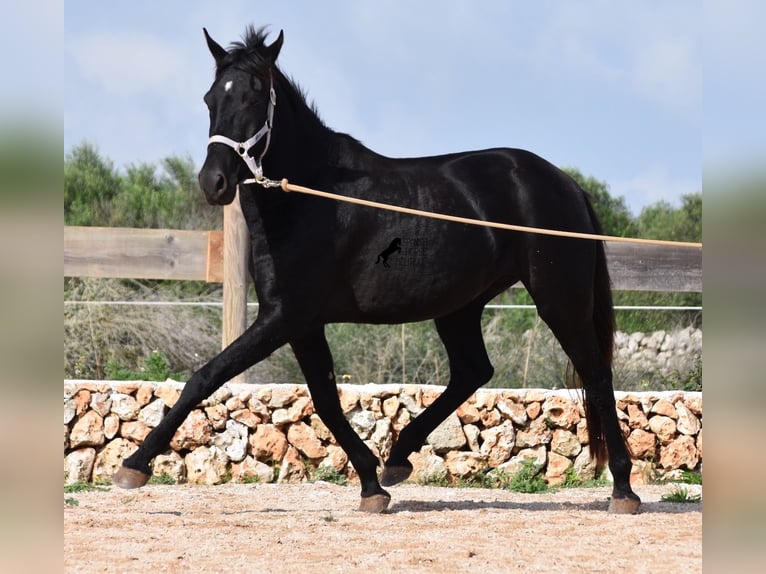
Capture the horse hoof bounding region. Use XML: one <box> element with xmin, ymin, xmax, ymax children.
<box><xmin>380</xmin><ymin>465</ymin><xmax>412</xmax><ymax>487</ymax></box>
<box><xmin>358</xmin><ymin>493</ymin><xmax>391</xmax><ymax>514</ymax></box>
<box><xmin>608</xmin><ymin>495</ymin><xmax>641</xmax><ymax>514</ymax></box>
<box><xmin>113</xmin><ymin>466</ymin><xmax>150</xmax><ymax>489</ymax></box>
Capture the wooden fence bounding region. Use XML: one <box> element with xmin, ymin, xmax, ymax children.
<box><xmin>64</xmin><ymin>192</ymin><xmax>702</xmax><ymax>358</ymax></box>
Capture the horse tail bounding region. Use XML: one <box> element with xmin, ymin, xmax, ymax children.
<box><xmin>570</xmin><ymin>193</ymin><xmax>621</xmax><ymax>468</ymax></box>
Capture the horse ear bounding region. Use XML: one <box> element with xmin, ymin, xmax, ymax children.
<box><xmin>203</xmin><ymin>28</ymin><xmax>228</xmax><ymax>64</ymax></box>
<box><xmin>267</xmin><ymin>30</ymin><xmax>284</xmax><ymax>62</ymax></box>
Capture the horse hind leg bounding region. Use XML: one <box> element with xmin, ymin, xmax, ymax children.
<box><xmin>534</xmin><ymin>295</ymin><xmax>640</xmax><ymax>514</ymax></box>
<box><xmin>382</xmin><ymin>302</ymin><xmax>493</xmax><ymax>486</ymax></box>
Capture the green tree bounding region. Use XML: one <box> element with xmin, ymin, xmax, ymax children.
<box><xmin>65</xmin><ymin>143</ymin><xmax>221</xmax><ymax>230</ymax></box>
<box><xmin>636</xmin><ymin>193</ymin><xmax>701</xmax><ymax>243</ymax></box>
<box><xmin>64</xmin><ymin>142</ymin><xmax>121</xmax><ymax>225</ymax></box>
<box><xmin>563</xmin><ymin>167</ymin><xmax>638</xmax><ymax>237</ymax></box>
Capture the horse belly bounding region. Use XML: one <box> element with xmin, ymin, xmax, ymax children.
<box><xmin>340</xmin><ymin>235</ymin><xmax>506</xmax><ymax>323</ymax></box>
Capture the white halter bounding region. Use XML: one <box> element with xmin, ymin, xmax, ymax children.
<box><xmin>207</xmin><ymin>74</ymin><xmax>276</xmax><ymax>185</ymax></box>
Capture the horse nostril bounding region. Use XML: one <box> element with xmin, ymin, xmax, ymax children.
<box><xmin>215</xmin><ymin>173</ymin><xmax>227</xmax><ymax>195</ymax></box>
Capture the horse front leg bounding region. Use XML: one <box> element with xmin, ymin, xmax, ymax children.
<box><xmin>113</xmin><ymin>314</ymin><xmax>289</xmax><ymax>488</ymax></box>
<box><xmin>290</xmin><ymin>328</ymin><xmax>391</xmax><ymax>513</ymax></box>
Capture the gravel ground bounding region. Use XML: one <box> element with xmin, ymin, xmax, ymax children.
<box><xmin>64</xmin><ymin>482</ymin><xmax>701</xmax><ymax>573</ymax></box>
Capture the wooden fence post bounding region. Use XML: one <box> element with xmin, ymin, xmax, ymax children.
<box><xmin>222</xmin><ymin>187</ymin><xmax>249</xmax><ymax>382</ymax></box>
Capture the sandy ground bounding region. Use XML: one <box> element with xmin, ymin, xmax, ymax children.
<box><xmin>64</xmin><ymin>482</ymin><xmax>701</xmax><ymax>573</ymax></box>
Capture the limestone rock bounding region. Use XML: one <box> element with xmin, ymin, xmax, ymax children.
<box><xmin>391</xmin><ymin>407</ymin><xmax>411</xmax><ymax>432</ymax></box>
<box><xmin>249</xmin><ymin>424</ymin><xmax>288</xmax><ymax>463</ymax></box>
<box><xmin>92</xmin><ymin>438</ymin><xmax>137</xmax><ymax>482</ymax></box>
<box><xmin>675</xmin><ymin>401</ymin><xmax>701</xmax><ymax>436</ymax></box>
<box><xmin>515</xmin><ymin>417</ymin><xmax>552</xmax><ymax>449</ymax></box>
<box><xmin>170</xmin><ymin>409</ymin><xmax>212</xmax><ymax>451</ymax></box>
<box><xmin>660</xmin><ymin>435</ymin><xmax>698</xmax><ymax>471</ymax></box>
<box><xmin>426</xmin><ymin>412</ymin><xmax>467</xmax><ymax>454</ymax></box>
<box><xmin>463</xmin><ymin>424</ymin><xmax>481</xmax><ymax>453</ymax></box>
<box><xmin>542</xmin><ymin>395</ymin><xmax>580</xmax><ymax>429</ymax></box>
<box><xmin>110</xmin><ymin>393</ymin><xmax>140</xmax><ymax>421</ymax></box>
<box><xmin>287</xmin><ymin>422</ymin><xmax>327</xmax><ymax>459</ymax></box>
<box><xmin>231</xmin><ymin>456</ymin><xmax>274</xmax><ymax>483</ymax></box>
<box><xmin>499</xmin><ymin>446</ymin><xmax>547</xmax><ymax>476</ymax></box>
<box><xmin>103</xmin><ymin>413</ymin><xmax>120</xmax><ymax>440</ymax></box>
<box><xmin>73</xmin><ymin>389</ymin><xmax>91</xmax><ymax>416</ymax></box>
<box><xmin>338</xmin><ymin>388</ymin><xmax>360</xmax><ymax>413</ymax></box>
<box><xmin>382</xmin><ymin>396</ymin><xmax>400</xmax><ymax>418</ymax></box>
<box><xmin>473</xmin><ymin>389</ymin><xmax>497</xmax><ymax>410</ymax></box>
<box><xmin>445</xmin><ymin>451</ymin><xmax>486</xmax><ymax>478</ymax></box>
<box><xmin>89</xmin><ymin>393</ymin><xmax>112</xmax><ymax>417</ymax></box>
<box><xmin>650</xmin><ymin>399</ymin><xmax>678</xmax><ymax>419</ymax></box>
<box><xmin>350</xmin><ymin>409</ymin><xmax>377</xmax><ymax>439</ymax></box>
<box><xmin>456</xmin><ymin>402</ymin><xmax>481</xmax><ymax>424</ymax></box>
<box><xmin>480</xmin><ymin>408</ymin><xmax>502</xmax><ymax>428</ymax></box>
<box><xmin>65</xmin><ymin>448</ymin><xmax>96</xmax><ymax>484</ymax></box>
<box><xmin>138</xmin><ymin>399</ymin><xmax>165</xmax><ymax>427</ymax></box>
<box><xmin>309</xmin><ymin>414</ymin><xmax>333</xmax><ymax>442</ymax></box>
<box><xmin>627</xmin><ymin>403</ymin><xmax>649</xmax><ymax>430</ymax></box>
<box><xmin>269</xmin><ymin>385</ymin><xmax>301</xmax><ymax>408</ymax></box>
<box><xmin>204</xmin><ymin>403</ymin><xmax>229</xmax><ymax>431</ymax></box>
<box><xmin>399</xmin><ymin>390</ymin><xmax>424</xmax><ymax>416</ymax></box>
<box><xmin>627</xmin><ymin>428</ymin><xmax>657</xmax><ymax>459</ymax></box>
<box><xmin>479</xmin><ymin>422</ymin><xmax>515</xmax><ymax>467</ymax></box>
<box><xmin>319</xmin><ymin>444</ymin><xmax>348</xmax><ymax>473</ymax></box>
<box><xmin>155</xmin><ymin>384</ymin><xmax>182</xmax><ymax>408</ymax></box>
<box><xmin>153</xmin><ymin>451</ymin><xmax>185</xmax><ymax>483</ymax></box>
<box><xmin>648</xmin><ymin>415</ymin><xmax>677</xmax><ymax>445</ymax></box>
<box><xmin>277</xmin><ymin>445</ymin><xmax>308</xmax><ymax>483</ymax></box>
<box><xmin>120</xmin><ymin>421</ymin><xmax>151</xmax><ymax>443</ymax></box>
<box><xmin>526</xmin><ymin>401</ymin><xmax>541</xmax><ymax>420</ymax></box>
<box><xmin>272</xmin><ymin>396</ymin><xmax>313</xmax><ymax>426</ymax></box>
<box><xmin>69</xmin><ymin>411</ymin><xmax>105</xmax><ymax>448</ymax></box>
<box><xmin>497</xmin><ymin>398</ymin><xmax>528</xmax><ymax>426</ymax></box>
<box><xmin>64</xmin><ymin>398</ymin><xmax>77</xmax><ymax>425</ymax></box>
<box><xmin>371</xmin><ymin>418</ymin><xmax>393</xmax><ymax>458</ymax></box>
<box><xmin>230</xmin><ymin>408</ymin><xmax>259</xmax><ymax>429</ymax></box>
<box><xmin>185</xmin><ymin>446</ymin><xmax>229</xmax><ymax>485</ymax></box>
<box><xmin>545</xmin><ymin>451</ymin><xmax>573</xmax><ymax>485</ymax></box>
<box><xmin>409</xmin><ymin>445</ymin><xmax>447</xmax><ymax>483</ymax></box>
<box><xmin>551</xmin><ymin>429</ymin><xmax>581</xmax><ymax>458</ymax></box>
<box><xmin>573</xmin><ymin>446</ymin><xmax>597</xmax><ymax>481</ymax></box>
<box><xmin>212</xmin><ymin>420</ymin><xmax>249</xmax><ymax>462</ymax></box>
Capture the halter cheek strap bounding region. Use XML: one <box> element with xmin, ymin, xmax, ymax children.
<box><xmin>207</xmin><ymin>74</ymin><xmax>277</xmax><ymax>186</ymax></box>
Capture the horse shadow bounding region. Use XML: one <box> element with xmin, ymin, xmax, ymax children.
<box><xmin>387</xmin><ymin>497</ymin><xmax>701</xmax><ymax>515</ymax></box>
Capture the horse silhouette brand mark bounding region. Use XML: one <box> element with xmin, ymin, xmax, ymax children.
<box><xmin>375</xmin><ymin>238</ymin><xmax>401</xmax><ymax>267</ymax></box>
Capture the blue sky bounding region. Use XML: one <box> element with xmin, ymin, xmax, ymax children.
<box><xmin>63</xmin><ymin>1</ymin><xmax>706</xmax><ymax>215</ymax></box>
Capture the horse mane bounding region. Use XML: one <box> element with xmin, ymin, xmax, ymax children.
<box><xmin>218</xmin><ymin>25</ymin><xmax>363</xmax><ymax>150</ymax></box>
<box><xmin>222</xmin><ymin>25</ymin><xmax>273</xmax><ymax>78</ymax></box>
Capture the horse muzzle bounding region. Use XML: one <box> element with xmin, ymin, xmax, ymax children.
<box><xmin>198</xmin><ymin>162</ymin><xmax>237</xmax><ymax>205</ymax></box>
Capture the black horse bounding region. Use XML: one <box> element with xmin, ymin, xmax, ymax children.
<box><xmin>115</xmin><ymin>26</ymin><xmax>640</xmax><ymax>514</ymax></box>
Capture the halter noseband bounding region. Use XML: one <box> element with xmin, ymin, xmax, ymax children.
<box><xmin>207</xmin><ymin>73</ymin><xmax>277</xmax><ymax>186</ymax></box>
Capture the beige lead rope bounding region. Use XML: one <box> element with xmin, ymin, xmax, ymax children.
<box><xmin>266</xmin><ymin>178</ymin><xmax>702</xmax><ymax>250</ymax></box>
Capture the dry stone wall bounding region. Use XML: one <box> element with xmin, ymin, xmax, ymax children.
<box><xmin>64</xmin><ymin>381</ymin><xmax>702</xmax><ymax>487</ymax></box>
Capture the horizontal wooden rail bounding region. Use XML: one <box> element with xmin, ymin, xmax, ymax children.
<box><xmin>64</xmin><ymin>226</ymin><xmax>701</xmax><ymax>292</ymax></box>
<box><xmin>64</xmin><ymin>226</ymin><xmax>224</xmax><ymax>283</ymax></box>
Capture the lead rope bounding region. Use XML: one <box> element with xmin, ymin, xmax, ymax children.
<box><xmin>245</xmin><ymin>176</ymin><xmax>701</xmax><ymax>249</ymax></box>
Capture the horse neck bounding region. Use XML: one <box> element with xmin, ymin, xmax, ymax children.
<box><xmin>264</xmin><ymin>73</ymin><xmax>335</xmax><ymax>184</ymax></box>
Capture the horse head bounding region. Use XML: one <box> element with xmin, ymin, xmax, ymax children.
<box><xmin>198</xmin><ymin>27</ymin><xmax>284</xmax><ymax>205</ymax></box>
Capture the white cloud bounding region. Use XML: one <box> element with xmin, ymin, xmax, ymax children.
<box><xmin>611</xmin><ymin>166</ymin><xmax>699</xmax><ymax>214</ymax></box>
<box><xmin>536</xmin><ymin>2</ymin><xmax>700</xmax><ymax>120</ymax></box>
<box><xmin>68</xmin><ymin>31</ymin><xmax>188</xmax><ymax>98</ymax></box>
